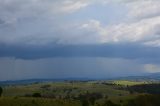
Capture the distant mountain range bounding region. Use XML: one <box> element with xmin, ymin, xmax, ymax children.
<box><xmin>0</xmin><ymin>72</ymin><xmax>160</xmax><ymax>86</ymax></box>
<box><xmin>109</xmin><ymin>72</ymin><xmax>160</xmax><ymax>81</ymax></box>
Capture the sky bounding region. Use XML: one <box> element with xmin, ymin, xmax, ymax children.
<box><xmin>0</xmin><ymin>0</ymin><xmax>160</xmax><ymax>81</ymax></box>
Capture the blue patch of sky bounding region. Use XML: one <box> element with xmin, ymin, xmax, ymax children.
<box><xmin>63</xmin><ymin>2</ymin><xmax>128</xmax><ymax>25</ymax></box>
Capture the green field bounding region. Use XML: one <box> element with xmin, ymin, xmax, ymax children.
<box><xmin>0</xmin><ymin>80</ymin><xmax>159</xmax><ymax>106</ymax></box>
<box><xmin>2</xmin><ymin>81</ymin><xmax>129</xmax><ymax>98</ymax></box>
<box><xmin>112</xmin><ymin>80</ymin><xmax>149</xmax><ymax>86</ymax></box>
<box><xmin>0</xmin><ymin>97</ymin><xmax>81</xmax><ymax>106</ymax></box>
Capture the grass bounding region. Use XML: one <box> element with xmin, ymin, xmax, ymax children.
<box><xmin>112</xmin><ymin>80</ymin><xmax>148</xmax><ymax>86</ymax></box>
<box><xmin>2</xmin><ymin>81</ymin><xmax>129</xmax><ymax>97</ymax></box>
<box><xmin>0</xmin><ymin>97</ymin><xmax>81</xmax><ymax>106</ymax></box>
<box><xmin>1</xmin><ymin>80</ymin><xmax>150</xmax><ymax>106</ymax></box>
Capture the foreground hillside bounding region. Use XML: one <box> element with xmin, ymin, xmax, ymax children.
<box><xmin>0</xmin><ymin>80</ymin><xmax>160</xmax><ymax>106</ymax></box>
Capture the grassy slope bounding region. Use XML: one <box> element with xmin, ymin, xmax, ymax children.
<box><xmin>0</xmin><ymin>97</ymin><xmax>81</xmax><ymax>106</ymax></box>
<box><xmin>1</xmin><ymin>80</ymin><xmax>148</xmax><ymax>105</ymax></box>
<box><xmin>3</xmin><ymin>82</ymin><xmax>129</xmax><ymax>97</ymax></box>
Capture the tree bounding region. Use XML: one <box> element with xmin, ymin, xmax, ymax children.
<box><xmin>0</xmin><ymin>87</ymin><xmax>2</xmax><ymax>97</ymax></box>
<box><xmin>102</xmin><ymin>100</ymin><xmax>119</xmax><ymax>106</ymax></box>
<box><xmin>81</xmin><ymin>99</ymin><xmax>89</xmax><ymax>106</ymax></box>
<box><xmin>89</xmin><ymin>96</ymin><xmax>96</xmax><ymax>105</ymax></box>
<box><xmin>32</xmin><ymin>93</ymin><xmax>41</xmax><ymax>97</ymax></box>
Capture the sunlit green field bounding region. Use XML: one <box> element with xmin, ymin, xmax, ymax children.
<box><xmin>112</xmin><ymin>80</ymin><xmax>149</xmax><ymax>86</ymax></box>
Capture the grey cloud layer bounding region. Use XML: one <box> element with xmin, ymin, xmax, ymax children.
<box><xmin>0</xmin><ymin>0</ymin><xmax>160</xmax><ymax>81</ymax></box>
<box><xmin>0</xmin><ymin>44</ymin><xmax>160</xmax><ymax>63</ymax></box>
<box><xmin>0</xmin><ymin>0</ymin><xmax>160</xmax><ymax>46</ymax></box>
<box><xmin>0</xmin><ymin>0</ymin><xmax>159</xmax><ymax>64</ymax></box>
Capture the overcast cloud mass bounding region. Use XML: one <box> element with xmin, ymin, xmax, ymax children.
<box><xmin>0</xmin><ymin>0</ymin><xmax>160</xmax><ymax>80</ymax></box>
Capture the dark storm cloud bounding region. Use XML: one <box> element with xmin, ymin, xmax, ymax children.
<box><xmin>0</xmin><ymin>43</ymin><xmax>159</xmax><ymax>61</ymax></box>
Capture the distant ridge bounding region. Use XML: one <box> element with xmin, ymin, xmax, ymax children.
<box><xmin>0</xmin><ymin>72</ymin><xmax>160</xmax><ymax>86</ymax></box>
<box><xmin>0</xmin><ymin>77</ymin><xmax>93</xmax><ymax>86</ymax></box>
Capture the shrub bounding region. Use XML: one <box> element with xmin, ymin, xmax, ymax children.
<box><xmin>32</xmin><ymin>93</ymin><xmax>41</xmax><ymax>97</ymax></box>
